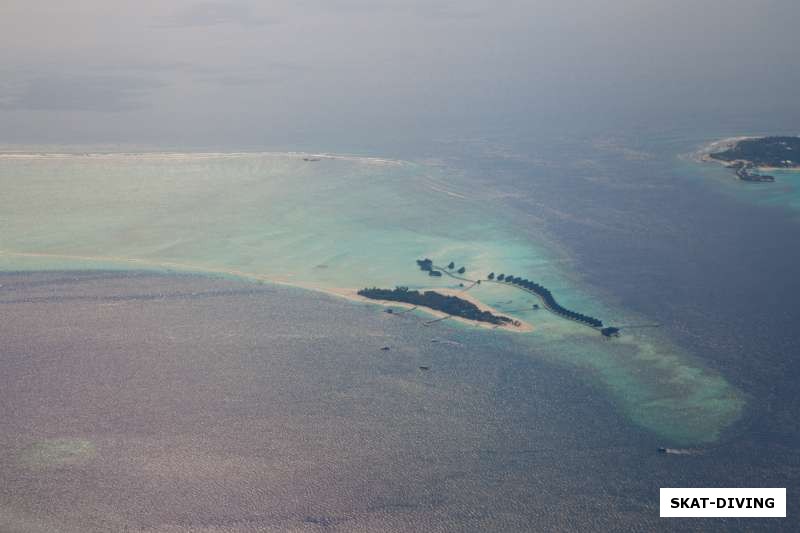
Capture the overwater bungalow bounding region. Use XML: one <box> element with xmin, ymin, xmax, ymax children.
<box><xmin>601</xmin><ymin>327</ymin><xmax>620</xmax><ymax>337</ymax></box>
<box><xmin>416</xmin><ymin>258</ymin><xmax>434</xmax><ymax>271</ymax></box>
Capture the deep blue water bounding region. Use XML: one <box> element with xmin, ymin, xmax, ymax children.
<box><xmin>442</xmin><ymin>129</ymin><xmax>800</xmax><ymax>445</ymax></box>
<box><xmin>2</xmin><ymin>115</ymin><xmax>799</xmax><ymax>530</ymax></box>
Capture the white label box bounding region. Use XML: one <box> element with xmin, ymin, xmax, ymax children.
<box><xmin>660</xmin><ymin>488</ymin><xmax>786</xmax><ymax>518</ymax></box>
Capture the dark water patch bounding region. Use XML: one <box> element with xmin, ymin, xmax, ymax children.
<box><xmin>435</xmin><ymin>134</ymin><xmax>800</xmax><ymax>446</ymax></box>
<box><xmin>1</xmin><ymin>270</ymin><xmax>797</xmax><ymax>531</ymax></box>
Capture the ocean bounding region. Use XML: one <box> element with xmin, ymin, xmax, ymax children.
<box><xmin>1</xmin><ymin>124</ymin><xmax>798</xmax><ymax>530</ymax></box>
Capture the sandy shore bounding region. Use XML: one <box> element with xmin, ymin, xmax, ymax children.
<box><xmin>0</xmin><ymin>249</ymin><xmax>533</xmax><ymax>334</ymax></box>
<box><xmin>756</xmin><ymin>166</ymin><xmax>800</xmax><ymax>171</ymax></box>
<box><xmin>694</xmin><ymin>136</ymin><xmax>759</xmax><ymax>166</ymax></box>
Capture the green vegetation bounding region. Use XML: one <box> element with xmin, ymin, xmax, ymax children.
<box><xmin>710</xmin><ymin>136</ymin><xmax>800</xmax><ymax>168</ymax></box>
<box><xmin>358</xmin><ymin>287</ymin><xmax>513</xmax><ymax>325</ymax></box>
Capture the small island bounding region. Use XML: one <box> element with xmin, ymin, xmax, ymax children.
<box><xmin>706</xmin><ymin>136</ymin><xmax>800</xmax><ymax>182</ymax></box>
<box><xmin>358</xmin><ymin>287</ymin><xmax>515</xmax><ymax>326</ymax></box>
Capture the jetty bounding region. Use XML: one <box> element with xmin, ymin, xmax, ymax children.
<box><xmin>493</xmin><ymin>274</ymin><xmax>603</xmax><ymax>329</ymax></box>
<box><xmin>731</xmin><ymin>161</ymin><xmax>774</xmax><ymax>182</ymax></box>
<box><xmin>417</xmin><ymin>258</ymin><xmax>616</xmax><ymax>335</ymax></box>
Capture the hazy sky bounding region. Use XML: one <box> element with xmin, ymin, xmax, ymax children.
<box><xmin>1</xmin><ymin>0</ymin><xmax>798</xmax><ymax>148</ymax></box>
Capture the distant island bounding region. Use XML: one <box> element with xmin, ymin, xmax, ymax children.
<box><xmin>358</xmin><ymin>287</ymin><xmax>516</xmax><ymax>326</ymax></box>
<box><xmin>706</xmin><ymin>136</ymin><xmax>800</xmax><ymax>182</ymax></box>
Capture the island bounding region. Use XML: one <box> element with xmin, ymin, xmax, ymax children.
<box><xmin>358</xmin><ymin>287</ymin><xmax>515</xmax><ymax>326</ymax></box>
<box><xmin>706</xmin><ymin>136</ymin><xmax>800</xmax><ymax>182</ymax></box>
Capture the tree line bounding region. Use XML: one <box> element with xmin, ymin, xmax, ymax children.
<box><xmin>358</xmin><ymin>286</ymin><xmax>513</xmax><ymax>326</ymax></box>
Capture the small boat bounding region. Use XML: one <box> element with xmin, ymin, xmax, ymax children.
<box><xmin>303</xmin><ymin>157</ymin><xmax>321</xmax><ymax>162</ymax></box>
<box><xmin>658</xmin><ymin>447</ymin><xmax>701</xmax><ymax>455</ymax></box>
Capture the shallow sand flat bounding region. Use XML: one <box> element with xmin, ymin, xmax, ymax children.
<box><xmin>3</xmin><ymin>271</ymin><xmax>790</xmax><ymax>532</ymax></box>
<box><xmin>0</xmin><ymin>250</ymin><xmax>532</xmax><ymax>332</ymax></box>
<box><xmin>0</xmin><ymin>150</ymin><xmax>746</xmax><ymax>444</ymax></box>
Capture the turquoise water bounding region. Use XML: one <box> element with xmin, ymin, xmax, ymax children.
<box><xmin>0</xmin><ymin>151</ymin><xmax>744</xmax><ymax>444</ymax></box>
<box><xmin>757</xmin><ymin>169</ymin><xmax>800</xmax><ymax>213</ymax></box>
<box><xmin>682</xmin><ymin>150</ymin><xmax>800</xmax><ymax>217</ymax></box>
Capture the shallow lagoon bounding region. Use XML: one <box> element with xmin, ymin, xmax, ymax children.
<box><xmin>0</xmin><ymin>151</ymin><xmax>743</xmax><ymax>444</ymax></box>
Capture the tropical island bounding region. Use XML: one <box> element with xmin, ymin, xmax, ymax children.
<box><xmin>706</xmin><ymin>136</ymin><xmax>800</xmax><ymax>182</ymax></box>
<box><xmin>358</xmin><ymin>287</ymin><xmax>516</xmax><ymax>326</ymax></box>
